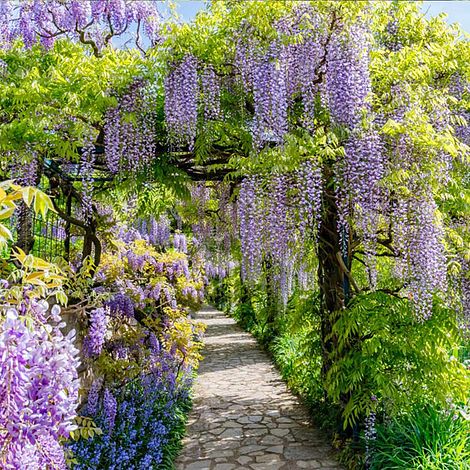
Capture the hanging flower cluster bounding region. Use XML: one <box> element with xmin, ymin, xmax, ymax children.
<box><xmin>0</xmin><ymin>1</ymin><xmax>160</xmax><ymax>51</ymax></box>
<box><xmin>83</xmin><ymin>307</ymin><xmax>109</xmax><ymax>357</ymax></box>
<box><xmin>148</xmin><ymin>216</ymin><xmax>172</xmax><ymax>247</ymax></box>
<box><xmin>385</xmin><ymin>92</ymin><xmax>449</xmax><ymax>318</ymax></box>
<box><xmin>188</xmin><ymin>182</ymin><xmax>239</xmax><ymax>283</ymax></box>
<box><xmin>0</xmin><ymin>301</ymin><xmax>80</xmax><ymax>469</ymax></box>
<box><xmin>326</xmin><ymin>25</ymin><xmax>371</xmax><ymax>129</ymax></box>
<box><xmin>450</xmin><ymin>74</ymin><xmax>470</xmax><ymax>145</ymax></box>
<box><xmin>252</xmin><ymin>43</ymin><xmax>288</xmax><ymax>147</ymax></box>
<box><xmin>12</xmin><ymin>151</ymin><xmax>39</xmax><ymax>186</ymax></box>
<box><xmin>392</xmin><ymin>193</ymin><xmax>447</xmax><ymax>320</ymax></box>
<box><xmin>238</xmin><ymin>172</ymin><xmax>319</xmax><ymax>306</ymax></box>
<box><xmin>276</xmin><ymin>7</ymin><xmax>326</xmax><ymax>128</ymax></box>
<box><xmin>297</xmin><ymin>159</ymin><xmax>323</xmax><ymax>238</ymax></box>
<box><xmin>104</xmin><ymin>80</ymin><xmax>157</xmax><ymax>174</ymax></box>
<box><xmin>164</xmin><ymin>55</ymin><xmax>199</xmax><ymax>150</ymax></box>
<box><xmin>205</xmin><ymin>260</ymin><xmax>237</xmax><ymax>280</ymax></box>
<box><xmin>201</xmin><ymin>65</ymin><xmax>221</xmax><ymax>121</ymax></box>
<box><xmin>238</xmin><ymin>175</ymin><xmax>264</xmax><ymax>282</ymax></box>
<box><xmin>326</xmin><ymin>25</ymin><xmax>385</xmax><ymax>264</ymax></box>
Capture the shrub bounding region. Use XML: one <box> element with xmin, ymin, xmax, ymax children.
<box><xmin>326</xmin><ymin>292</ymin><xmax>469</xmax><ymax>429</ymax></box>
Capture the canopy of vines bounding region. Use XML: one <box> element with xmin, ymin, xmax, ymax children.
<box><xmin>0</xmin><ymin>0</ymin><xmax>469</xmax><ymax>467</ymax></box>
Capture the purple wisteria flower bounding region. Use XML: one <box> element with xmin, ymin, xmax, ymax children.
<box><xmin>164</xmin><ymin>54</ymin><xmax>199</xmax><ymax>150</ymax></box>
<box><xmin>0</xmin><ymin>305</ymin><xmax>80</xmax><ymax>467</ymax></box>
<box><xmin>0</xmin><ymin>1</ymin><xmax>161</xmax><ymax>52</ymax></box>
<box><xmin>83</xmin><ymin>307</ymin><xmax>109</xmax><ymax>356</ymax></box>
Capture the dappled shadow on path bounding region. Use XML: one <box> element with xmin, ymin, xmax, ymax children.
<box><xmin>176</xmin><ymin>305</ymin><xmax>343</xmax><ymax>470</ymax></box>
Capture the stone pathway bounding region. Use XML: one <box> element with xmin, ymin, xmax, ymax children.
<box><xmin>176</xmin><ymin>305</ymin><xmax>344</xmax><ymax>470</ymax></box>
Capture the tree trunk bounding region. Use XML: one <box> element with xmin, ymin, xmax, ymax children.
<box><xmin>15</xmin><ymin>157</ymin><xmax>41</xmax><ymax>255</ymax></box>
<box><xmin>263</xmin><ymin>255</ymin><xmax>278</xmax><ymax>330</ymax></box>
<box><xmin>317</xmin><ymin>185</ymin><xmax>349</xmax><ymax>381</ymax></box>
<box><xmin>16</xmin><ymin>204</ymin><xmax>35</xmax><ymax>254</ymax></box>
<box><xmin>317</xmin><ymin>179</ymin><xmax>359</xmax><ymax>438</ymax></box>
<box><xmin>64</xmin><ymin>192</ymin><xmax>72</xmax><ymax>261</ymax></box>
<box><xmin>82</xmin><ymin>226</ymin><xmax>101</xmax><ymax>276</ymax></box>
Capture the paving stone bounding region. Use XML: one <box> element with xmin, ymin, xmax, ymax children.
<box><xmin>210</xmin><ymin>427</ymin><xmax>225</xmax><ymax>436</ymax></box>
<box><xmin>219</xmin><ymin>428</ymin><xmax>243</xmax><ymax>439</ymax></box>
<box><xmin>210</xmin><ymin>450</ymin><xmax>234</xmax><ymax>458</ymax></box>
<box><xmin>224</xmin><ymin>421</ymin><xmax>243</xmax><ymax>428</ymax></box>
<box><xmin>259</xmin><ymin>435</ymin><xmax>283</xmax><ymax>445</ymax></box>
<box><xmin>244</xmin><ymin>428</ymin><xmax>268</xmax><ymax>438</ymax></box>
<box><xmin>248</xmin><ymin>415</ymin><xmax>263</xmax><ymax>423</ymax></box>
<box><xmin>237</xmin><ymin>456</ymin><xmax>252</xmax><ymax>465</ymax></box>
<box><xmin>175</xmin><ymin>305</ymin><xmax>343</xmax><ymax>470</ymax></box>
<box><xmin>244</xmin><ymin>423</ymin><xmax>265</xmax><ymax>429</ymax></box>
<box><xmin>284</xmin><ymin>446</ymin><xmax>322</xmax><ymax>460</ymax></box>
<box><xmin>270</xmin><ymin>428</ymin><xmax>290</xmax><ymax>437</ymax></box>
<box><xmin>297</xmin><ymin>460</ymin><xmax>322</xmax><ymax>469</ymax></box>
<box><xmin>266</xmin><ymin>445</ymin><xmax>284</xmax><ymax>454</ymax></box>
<box><xmin>239</xmin><ymin>445</ymin><xmax>265</xmax><ymax>455</ymax></box>
<box><xmin>255</xmin><ymin>454</ymin><xmax>281</xmax><ymax>463</ymax></box>
<box><xmin>185</xmin><ymin>461</ymin><xmax>212</xmax><ymax>470</ymax></box>
<box><xmin>250</xmin><ymin>463</ymin><xmax>284</xmax><ymax>470</ymax></box>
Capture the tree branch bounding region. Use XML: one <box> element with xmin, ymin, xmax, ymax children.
<box><xmin>135</xmin><ymin>19</ymin><xmax>146</xmax><ymax>55</ymax></box>
<box><xmin>336</xmin><ymin>251</ymin><xmax>360</xmax><ymax>293</ymax></box>
<box><xmin>76</xmin><ymin>25</ymin><xmax>101</xmax><ymax>58</ymax></box>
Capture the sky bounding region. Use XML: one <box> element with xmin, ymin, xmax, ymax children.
<box><xmin>174</xmin><ymin>1</ymin><xmax>470</xmax><ymax>32</ymax></box>
<box><xmin>422</xmin><ymin>1</ymin><xmax>470</xmax><ymax>31</ymax></box>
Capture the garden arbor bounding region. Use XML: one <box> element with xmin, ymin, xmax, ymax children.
<box><xmin>1</xmin><ymin>0</ymin><xmax>469</xmax><ymax>427</ymax></box>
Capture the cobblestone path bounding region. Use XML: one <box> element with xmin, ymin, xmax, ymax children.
<box><xmin>176</xmin><ymin>305</ymin><xmax>343</xmax><ymax>470</ymax></box>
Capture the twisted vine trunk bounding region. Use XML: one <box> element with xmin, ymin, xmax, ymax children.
<box><xmin>317</xmin><ymin>175</ymin><xmax>358</xmax><ymax>437</ymax></box>
<box><xmin>263</xmin><ymin>255</ymin><xmax>278</xmax><ymax>330</ymax></box>
<box><xmin>317</xmin><ymin>185</ymin><xmax>347</xmax><ymax>381</ymax></box>
<box><xmin>16</xmin><ymin>204</ymin><xmax>35</xmax><ymax>254</ymax></box>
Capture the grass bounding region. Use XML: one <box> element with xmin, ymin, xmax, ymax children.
<box><xmin>370</xmin><ymin>405</ymin><xmax>470</xmax><ymax>470</ymax></box>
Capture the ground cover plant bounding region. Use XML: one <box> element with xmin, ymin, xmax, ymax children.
<box><xmin>0</xmin><ymin>1</ymin><xmax>469</xmax><ymax>468</ymax></box>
